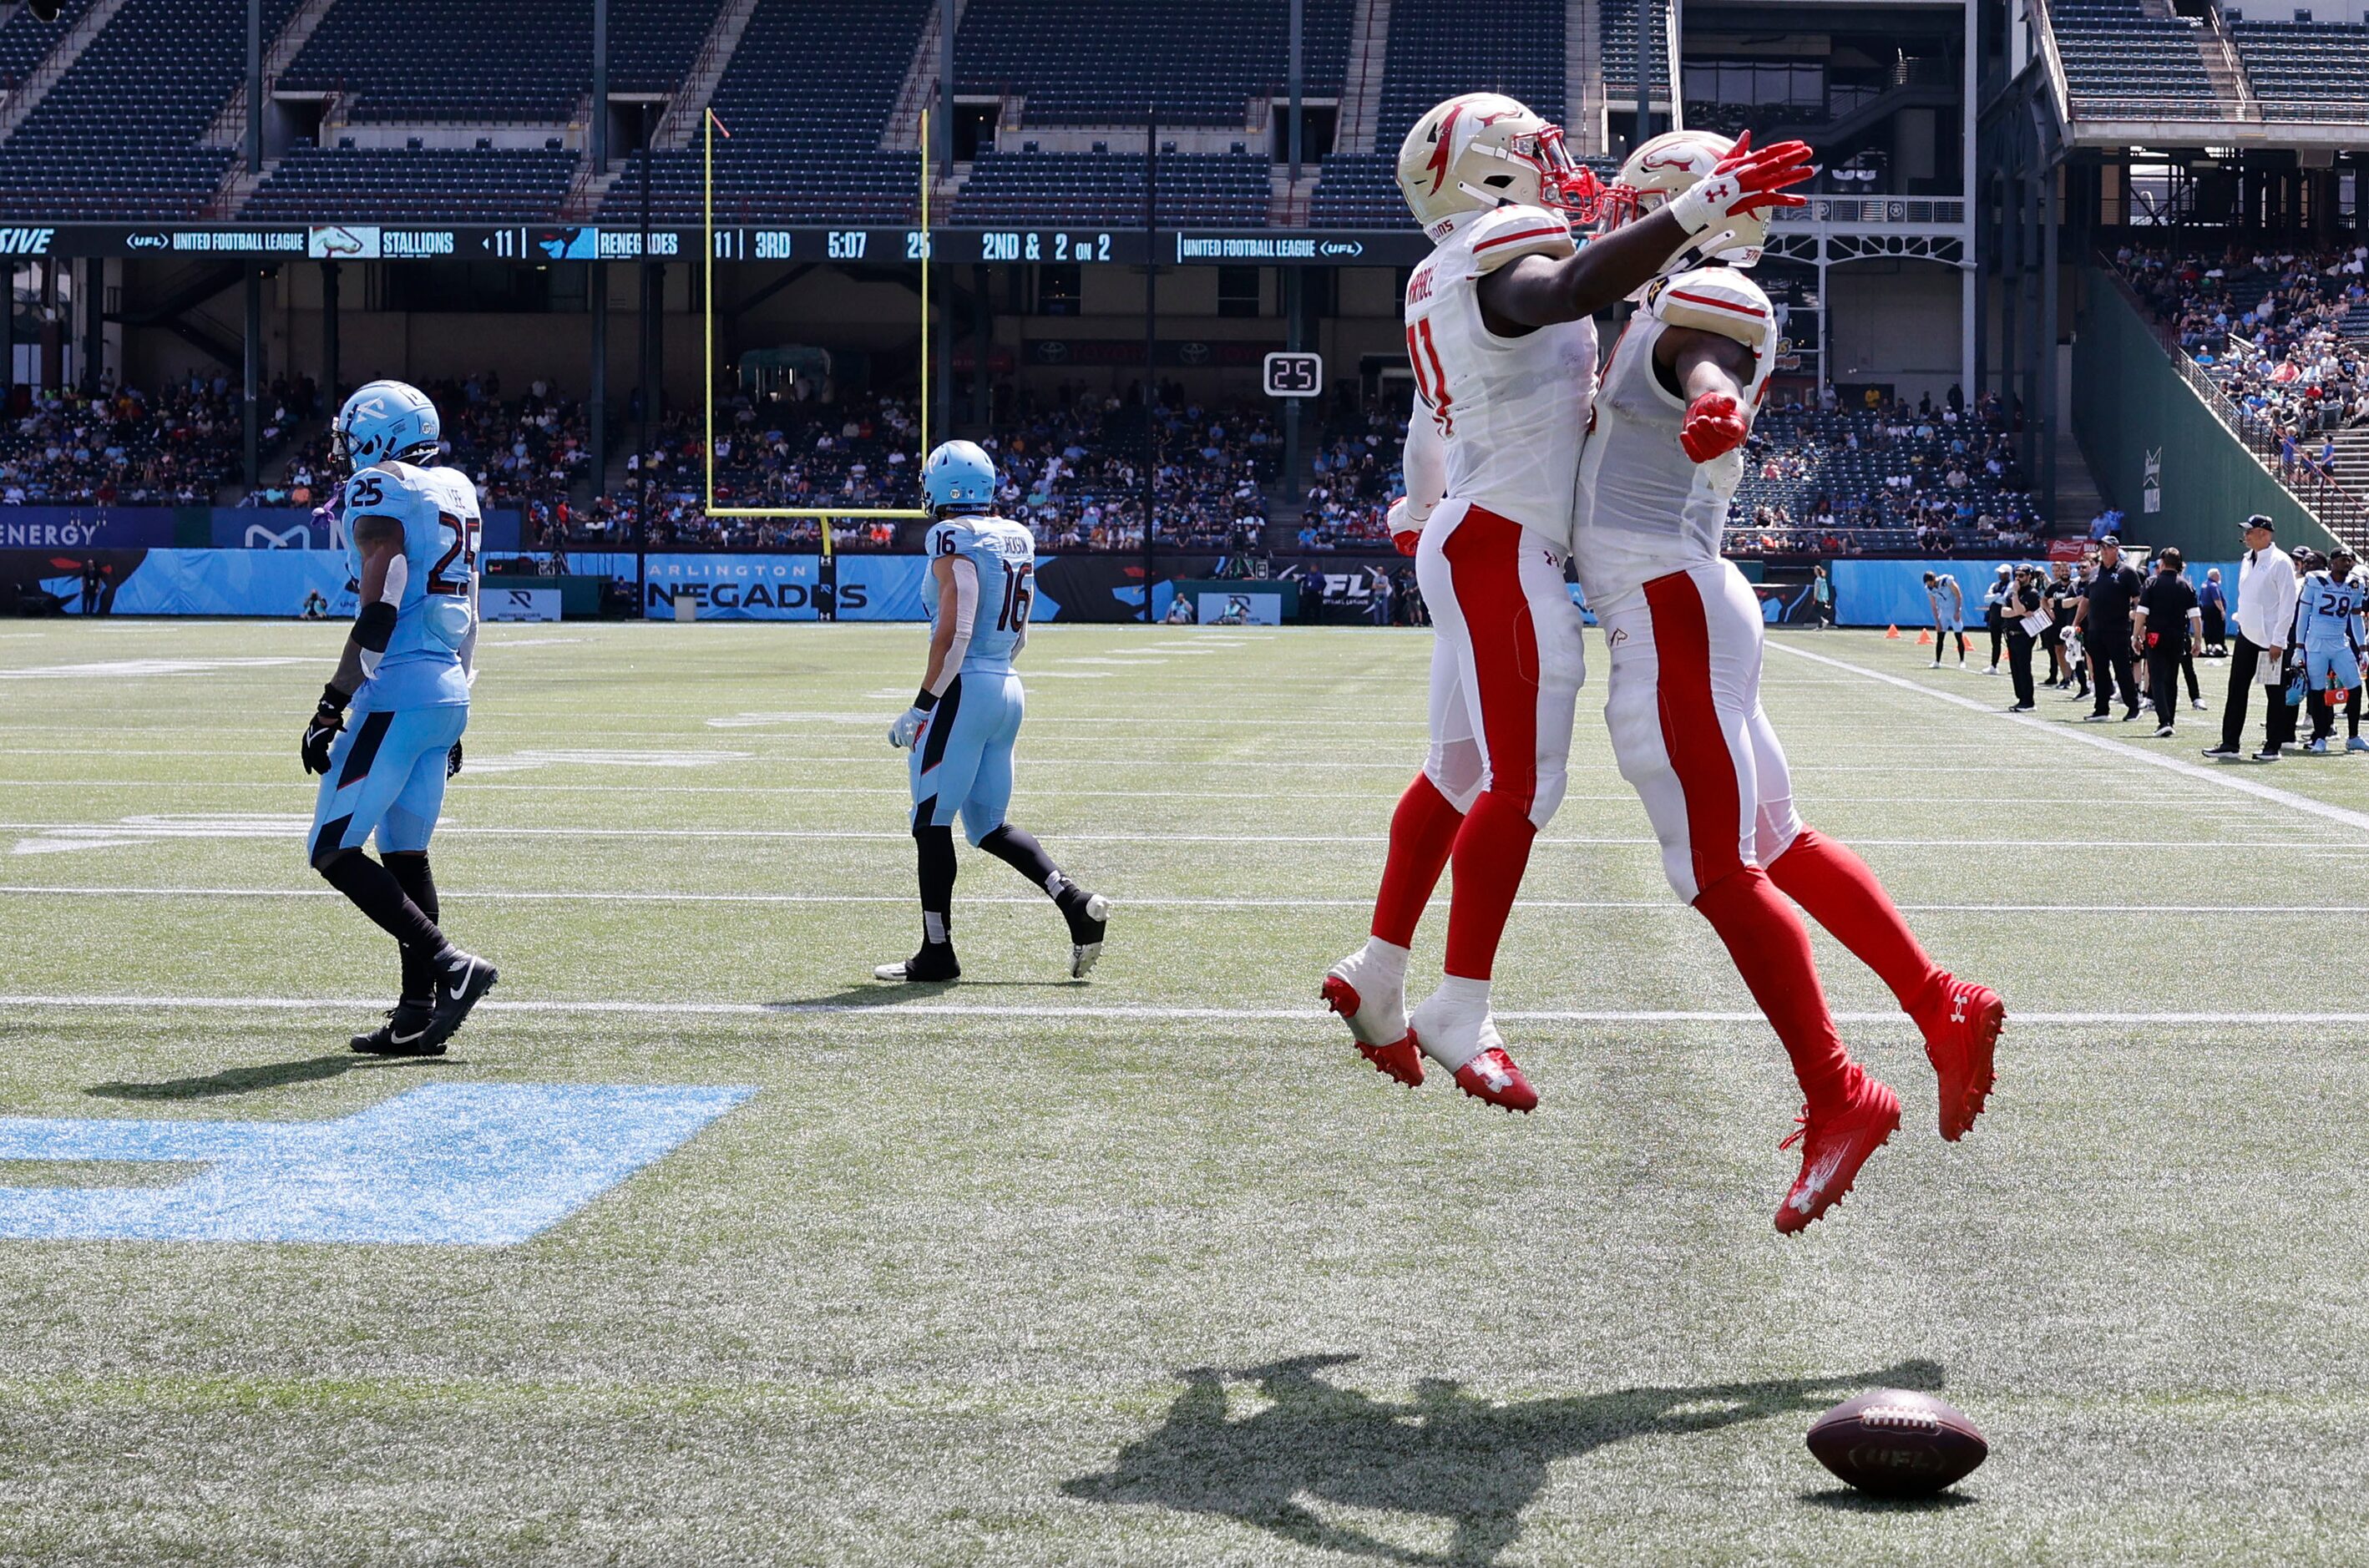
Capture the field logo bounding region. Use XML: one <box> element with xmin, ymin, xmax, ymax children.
<box><xmin>0</xmin><ymin>1084</ymin><xmax>752</xmax><ymax>1246</ymax></box>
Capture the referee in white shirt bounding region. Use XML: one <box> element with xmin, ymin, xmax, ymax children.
<box><xmin>2206</xmin><ymin>514</ymin><xmax>2303</xmax><ymax>762</ymax></box>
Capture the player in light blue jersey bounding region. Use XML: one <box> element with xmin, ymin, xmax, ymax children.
<box><xmin>300</xmin><ymin>379</ymin><xmax>497</xmax><ymax>1053</ymax></box>
<box><xmin>1922</xmin><ymin>571</ymin><xmax>1967</xmax><ymax>668</ymax></box>
<box><xmin>874</xmin><ymin>439</ymin><xmax>1109</xmax><ymax>983</ymax></box>
<box><xmin>2297</xmin><ymin>545</ymin><xmax>2366</xmax><ymax>754</ymax></box>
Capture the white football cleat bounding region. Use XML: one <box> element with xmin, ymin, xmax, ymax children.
<box><xmin>1322</xmin><ymin>945</ymin><xmax>1420</xmax><ymax>1085</ymax></box>
<box><xmin>1066</xmin><ymin>892</ymin><xmax>1111</xmax><ymax>979</ymax></box>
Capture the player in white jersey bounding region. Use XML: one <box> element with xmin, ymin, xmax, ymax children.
<box><xmin>1321</xmin><ymin>95</ymin><xmax>1816</xmax><ymax>1110</ymax></box>
<box><xmin>1570</xmin><ymin>132</ymin><xmax>2004</xmax><ymax>1232</ymax></box>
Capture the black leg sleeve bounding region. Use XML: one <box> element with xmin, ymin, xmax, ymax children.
<box><xmin>383</xmin><ymin>852</ymin><xmax>442</xmax><ymax>1000</ymax></box>
<box><xmin>316</xmin><ymin>849</ymin><xmax>448</xmax><ymax>960</ymax></box>
<box><xmin>914</xmin><ymin>822</ymin><xmax>958</xmax><ymax>948</ymax></box>
<box><xmin>974</xmin><ymin>823</ymin><xmax>1086</xmax><ymax>910</ymax></box>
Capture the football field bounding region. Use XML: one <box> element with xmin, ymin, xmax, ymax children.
<box><xmin>2</xmin><ymin>616</ymin><xmax>2366</xmax><ymax>1565</ymax></box>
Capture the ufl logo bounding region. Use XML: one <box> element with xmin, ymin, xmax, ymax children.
<box><xmin>2143</xmin><ymin>447</ymin><xmax>2163</xmax><ymax>515</ymax></box>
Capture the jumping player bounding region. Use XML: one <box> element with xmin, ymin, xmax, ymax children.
<box><xmin>1322</xmin><ymin>94</ymin><xmax>1815</xmax><ymax>1110</ymax></box>
<box><xmin>2296</xmin><ymin>545</ymin><xmax>2366</xmax><ymax>755</ymax></box>
<box><xmin>876</xmin><ymin>440</ymin><xmax>1110</xmax><ymax>983</ymax></box>
<box><xmin>302</xmin><ymin>380</ymin><xmax>497</xmax><ymax>1056</ymax></box>
<box><xmin>1923</xmin><ymin>570</ymin><xmax>1967</xmax><ymax>668</ymax></box>
<box><xmin>1569</xmin><ymin>132</ymin><xmax>2004</xmax><ymax>1232</ymax></box>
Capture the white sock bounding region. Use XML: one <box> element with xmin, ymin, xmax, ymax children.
<box><xmin>1415</xmin><ymin>974</ymin><xmax>1494</xmax><ymax>1067</ymax></box>
<box><xmin>1356</xmin><ymin>936</ymin><xmax>1410</xmax><ymax>979</ymax></box>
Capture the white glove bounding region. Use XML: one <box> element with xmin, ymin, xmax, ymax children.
<box><xmin>1385</xmin><ymin>496</ymin><xmax>1421</xmax><ymax>557</ymax></box>
<box><xmin>888</xmin><ymin>706</ymin><xmax>930</xmax><ymax>749</ymax></box>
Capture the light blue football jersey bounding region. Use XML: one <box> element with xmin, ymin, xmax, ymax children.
<box><xmin>926</xmin><ymin>513</ymin><xmax>1035</xmax><ymax>672</ymax></box>
<box><xmin>342</xmin><ymin>459</ymin><xmax>478</xmax><ymax>710</ymax></box>
<box><xmin>2298</xmin><ymin>569</ymin><xmax>2366</xmax><ymax>652</ymax></box>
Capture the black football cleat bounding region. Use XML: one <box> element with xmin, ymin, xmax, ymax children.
<box><xmin>418</xmin><ymin>950</ymin><xmax>498</xmax><ymax>1050</ymax></box>
<box><xmin>352</xmin><ymin>999</ymin><xmax>439</xmax><ymax>1057</ymax></box>
<box><xmin>1064</xmin><ymin>892</ymin><xmax>1111</xmax><ymax>979</ymax></box>
<box><xmin>874</xmin><ymin>943</ymin><xmax>961</xmax><ymax>983</ymax></box>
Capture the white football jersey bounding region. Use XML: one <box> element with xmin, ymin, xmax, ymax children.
<box><xmin>1570</xmin><ymin>266</ymin><xmax>1777</xmax><ymax>607</ymax></box>
<box><xmin>1403</xmin><ymin>204</ymin><xmax>1597</xmax><ymax>556</ymax></box>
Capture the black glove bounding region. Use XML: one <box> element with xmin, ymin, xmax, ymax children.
<box><xmin>301</xmin><ymin>684</ymin><xmax>350</xmax><ymax>776</ymax></box>
<box><xmin>447</xmin><ymin>741</ymin><xmax>463</xmax><ymax>778</ymax></box>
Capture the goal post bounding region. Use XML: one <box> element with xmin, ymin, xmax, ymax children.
<box><xmin>701</xmin><ymin>108</ymin><xmax>934</xmax><ymax>555</ymax></box>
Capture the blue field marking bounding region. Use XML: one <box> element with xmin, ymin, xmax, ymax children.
<box><xmin>0</xmin><ymin>1084</ymin><xmax>753</xmax><ymax>1245</ymax></box>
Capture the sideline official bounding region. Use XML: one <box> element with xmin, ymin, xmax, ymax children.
<box><xmin>2206</xmin><ymin>514</ymin><xmax>2302</xmax><ymax>762</ymax></box>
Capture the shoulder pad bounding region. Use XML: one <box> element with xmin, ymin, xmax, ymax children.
<box><xmin>925</xmin><ymin>520</ymin><xmax>969</xmax><ymax>557</ymax></box>
<box><xmin>1463</xmin><ymin>205</ymin><xmax>1577</xmax><ymax>274</ymax></box>
<box><xmin>1648</xmin><ymin>268</ymin><xmax>1777</xmax><ymax>347</ymax></box>
<box><xmin>419</xmin><ymin>467</ymin><xmax>479</xmax><ymax>518</ymax></box>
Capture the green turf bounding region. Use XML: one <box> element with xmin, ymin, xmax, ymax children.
<box><xmin>0</xmin><ymin>618</ymin><xmax>2365</xmax><ymax>1565</ymax></box>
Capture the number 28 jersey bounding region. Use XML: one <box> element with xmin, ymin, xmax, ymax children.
<box><xmin>342</xmin><ymin>459</ymin><xmax>481</xmax><ymax>710</ymax></box>
<box><xmin>927</xmin><ymin>513</ymin><xmax>1035</xmax><ymax>672</ymax></box>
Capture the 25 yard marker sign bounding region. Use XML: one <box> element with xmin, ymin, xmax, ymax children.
<box><xmin>1264</xmin><ymin>352</ymin><xmax>1324</xmax><ymax>399</ymax></box>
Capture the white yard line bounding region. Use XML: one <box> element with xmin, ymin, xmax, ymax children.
<box><xmin>1768</xmin><ymin>640</ymin><xmax>2369</xmax><ymax>835</ymax></box>
<box><xmin>4</xmin><ymin>884</ymin><xmax>2359</xmax><ymax>915</ymax></box>
<box><xmin>0</xmin><ymin>821</ymin><xmax>2329</xmax><ymax>849</ymax></box>
<box><xmin>0</xmin><ymin>994</ymin><xmax>2358</xmax><ymax>1026</ymax></box>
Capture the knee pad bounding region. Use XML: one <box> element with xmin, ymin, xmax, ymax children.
<box><xmin>309</xmin><ymin>838</ymin><xmax>353</xmax><ymax>875</ymax></box>
<box><xmin>1425</xmin><ymin>738</ymin><xmax>1485</xmax><ymax>814</ymax></box>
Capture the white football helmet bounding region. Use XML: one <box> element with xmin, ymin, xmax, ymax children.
<box><xmin>1395</xmin><ymin>93</ymin><xmax>1601</xmax><ymax>238</ymax></box>
<box><xmin>1602</xmin><ymin>129</ymin><xmax>1772</xmax><ymax>278</ymax></box>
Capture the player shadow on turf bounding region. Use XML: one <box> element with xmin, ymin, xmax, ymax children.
<box><xmin>1062</xmin><ymin>1353</ymin><xmax>1948</xmax><ymax>1565</ymax></box>
<box><xmin>774</xmin><ymin>980</ymin><xmax>1092</xmax><ymax>1011</ymax></box>
<box><xmin>84</xmin><ymin>1053</ymin><xmax>453</xmax><ymax>1102</ymax></box>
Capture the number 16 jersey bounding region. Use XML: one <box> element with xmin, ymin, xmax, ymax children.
<box><xmin>927</xmin><ymin>513</ymin><xmax>1035</xmax><ymax>671</ymax></box>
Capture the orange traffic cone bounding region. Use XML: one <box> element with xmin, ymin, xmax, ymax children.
<box><xmin>1916</xmin><ymin>629</ymin><xmax>1932</xmax><ymax>645</ymax></box>
<box><xmin>1885</xmin><ymin>625</ymin><xmax>1901</xmax><ymax>640</ymax></box>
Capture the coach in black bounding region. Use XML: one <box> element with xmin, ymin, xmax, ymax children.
<box><xmin>2076</xmin><ymin>536</ymin><xmax>2144</xmax><ymax>722</ymax></box>
<box><xmin>2133</xmin><ymin>547</ymin><xmax>2202</xmax><ymax>737</ymax></box>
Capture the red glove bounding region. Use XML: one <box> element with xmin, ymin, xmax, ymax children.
<box><xmin>1679</xmin><ymin>392</ymin><xmax>1749</xmax><ymax>463</ymax></box>
<box><xmin>1672</xmin><ymin>129</ymin><xmax>1815</xmax><ymax>228</ymax></box>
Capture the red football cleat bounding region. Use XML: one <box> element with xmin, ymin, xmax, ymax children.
<box><xmin>1450</xmin><ymin>1046</ymin><xmax>1538</xmax><ymax>1114</ymax></box>
<box><xmin>1774</xmin><ymin>1067</ymin><xmax>1901</xmax><ymax>1235</ymax></box>
<box><xmin>1321</xmin><ymin>969</ymin><xmax>1422</xmax><ymax>1086</ymax></box>
<box><xmin>1912</xmin><ymin>974</ymin><xmax>2003</xmax><ymax>1141</ymax></box>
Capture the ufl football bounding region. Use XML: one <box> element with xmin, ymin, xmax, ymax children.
<box><xmin>1806</xmin><ymin>1388</ymin><xmax>1987</xmax><ymax>1496</ymax></box>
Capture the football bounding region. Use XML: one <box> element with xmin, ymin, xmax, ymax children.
<box><xmin>1806</xmin><ymin>1388</ymin><xmax>1988</xmax><ymax>1497</ymax></box>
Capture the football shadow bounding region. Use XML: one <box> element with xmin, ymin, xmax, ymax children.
<box><xmin>1801</xmin><ymin>1485</ymin><xmax>1980</xmax><ymax>1512</ymax></box>
<box><xmin>1063</xmin><ymin>1353</ymin><xmax>1946</xmax><ymax>1566</ymax></box>
<box><xmin>773</xmin><ymin>980</ymin><xmax>1091</xmax><ymax>1011</ymax></box>
<box><xmin>85</xmin><ymin>1052</ymin><xmax>453</xmax><ymax>1102</ymax></box>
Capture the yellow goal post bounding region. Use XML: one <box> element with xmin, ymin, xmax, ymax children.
<box><xmin>701</xmin><ymin>107</ymin><xmax>934</xmax><ymax>555</ymax></box>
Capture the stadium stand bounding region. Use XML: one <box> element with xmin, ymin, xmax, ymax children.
<box><xmin>1725</xmin><ymin>397</ymin><xmax>2043</xmax><ymax>559</ymax></box>
<box><xmin>954</xmin><ymin>150</ymin><xmax>1270</xmax><ymax>225</ymax></box>
<box><xmin>595</xmin><ymin>0</ymin><xmax>927</xmax><ymax>224</ymax></box>
<box><xmin>953</xmin><ymin>0</ymin><xmax>1347</xmax><ymax>124</ymax></box>
<box><xmin>1311</xmin><ymin>0</ymin><xmax>1567</xmax><ymax>226</ymax></box>
<box><xmin>2045</xmin><ymin>0</ymin><xmax>2214</xmax><ymax>116</ymax></box>
<box><xmin>3</xmin><ymin>377</ymin><xmax>297</xmax><ymax>507</ymax></box>
<box><xmin>242</xmin><ymin>147</ymin><xmax>580</xmax><ymax>221</ymax></box>
<box><xmin>0</xmin><ymin>0</ymin><xmax>300</xmax><ymax>219</ymax></box>
<box><xmin>2228</xmin><ymin>19</ymin><xmax>2369</xmax><ymax>116</ymax></box>
<box><xmin>277</xmin><ymin>0</ymin><xmax>723</xmax><ymax>124</ymax></box>
<box><xmin>1598</xmin><ymin>0</ymin><xmax>1673</xmax><ymax>103</ymax></box>
<box><xmin>0</xmin><ymin>0</ymin><xmax>94</xmax><ymax>92</ymax></box>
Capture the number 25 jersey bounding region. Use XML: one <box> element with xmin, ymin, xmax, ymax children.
<box><xmin>342</xmin><ymin>459</ymin><xmax>480</xmax><ymax>710</ymax></box>
<box><xmin>926</xmin><ymin>514</ymin><xmax>1035</xmax><ymax>673</ymax></box>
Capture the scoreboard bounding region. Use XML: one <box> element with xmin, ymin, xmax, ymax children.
<box><xmin>2</xmin><ymin>223</ymin><xmax>1426</xmax><ymax>266</ymax></box>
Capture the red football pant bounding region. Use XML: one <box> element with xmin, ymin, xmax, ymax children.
<box><xmin>1412</xmin><ymin>502</ymin><xmax>1585</xmax><ymax>980</ymax></box>
<box><xmin>1369</xmin><ymin>771</ymin><xmax>1462</xmax><ymax>948</ymax></box>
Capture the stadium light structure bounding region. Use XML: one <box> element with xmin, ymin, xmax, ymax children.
<box><xmin>701</xmin><ymin>108</ymin><xmax>934</xmax><ymax>556</ymax></box>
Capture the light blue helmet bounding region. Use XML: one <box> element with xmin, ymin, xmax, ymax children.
<box><xmin>923</xmin><ymin>439</ymin><xmax>997</xmax><ymax>513</ymax></box>
<box><xmin>333</xmin><ymin>379</ymin><xmax>441</xmax><ymax>470</ymax></box>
